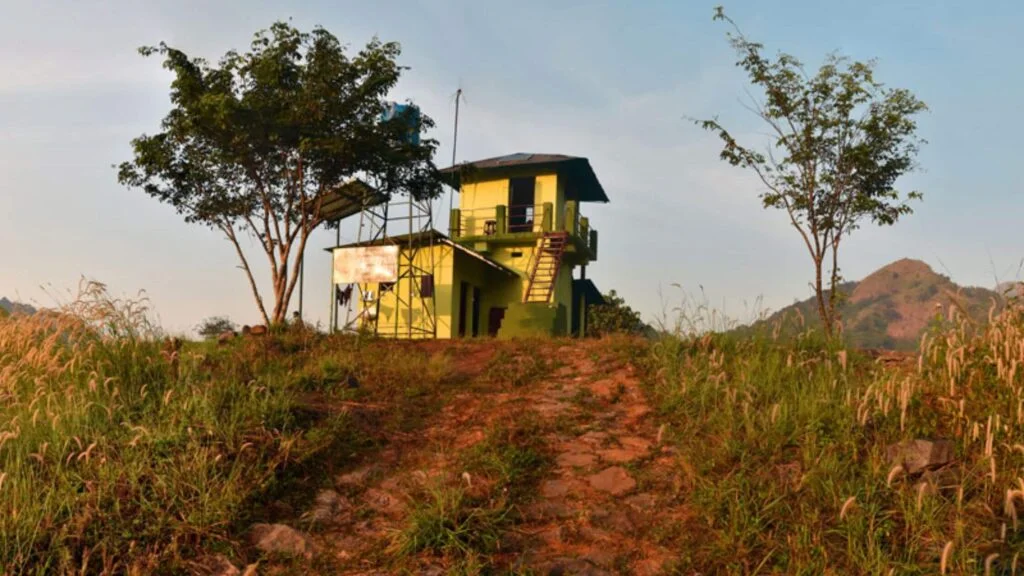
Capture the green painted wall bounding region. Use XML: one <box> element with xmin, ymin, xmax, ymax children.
<box><xmin>497</xmin><ymin>302</ymin><xmax>568</xmax><ymax>339</ymax></box>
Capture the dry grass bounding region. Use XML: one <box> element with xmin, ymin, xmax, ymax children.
<box><xmin>0</xmin><ymin>280</ymin><xmax>456</xmax><ymax>574</ymax></box>
<box><xmin>642</xmin><ymin>297</ymin><xmax>1024</xmax><ymax>574</ymax></box>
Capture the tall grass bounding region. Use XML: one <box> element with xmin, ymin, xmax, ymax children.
<box><xmin>644</xmin><ymin>298</ymin><xmax>1024</xmax><ymax>574</ymax></box>
<box><xmin>0</xmin><ymin>281</ymin><xmax>343</xmax><ymax>574</ymax></box>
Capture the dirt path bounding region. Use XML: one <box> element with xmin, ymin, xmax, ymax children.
<box><xmin>253</xmin><ymin>339</ymin><xmax>682</xmax><ymax>575</ymax></box>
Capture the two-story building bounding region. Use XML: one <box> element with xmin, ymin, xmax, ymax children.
<box><xmin>332</xmin><ymin>153</ymin><xmax>608</xmax><ymax>338</ymax></box>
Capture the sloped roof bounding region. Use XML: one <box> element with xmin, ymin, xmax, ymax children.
<box><xmin>315</xmin><ymin>179</ymin><xmax>389</xmax><ymax>223</ymax></box>
<box><xmin>572</xmin><ymin>279</ymin><xmax>606</xmax><ymax>306</ymax></box>
<box><xmin>439</xmin><ymin>153</ymin><xmax>609</xmax><ymax>203</ymax></box>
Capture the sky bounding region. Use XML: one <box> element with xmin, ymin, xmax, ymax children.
<box><xmin>1</xmin><ymin>0</ymin><xmax>1022</xmax><ymax>335</ymax></box>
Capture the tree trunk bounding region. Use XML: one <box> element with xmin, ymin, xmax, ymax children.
<box><xmin>223</xmin><ymin>224</ymin><xmax>271</xmax><ymax>327</ymax></box>
<box><xmin>828</xmin><ymin>239</ymin><xmax>842</xmax><ymax>341</ymax></box>
<box><xmin>813</xmin><ymin>255</ymin><xmax>834</xmax><ymax>340</ymax></box>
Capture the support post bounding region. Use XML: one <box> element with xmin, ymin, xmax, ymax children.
<box><xmin>565</xmin><ymin>200</ymin><xmax>578</xmax><ymax>235</ymax></box>
<box><xmin>450</xmin><ymin>208</ymin><xmax>461</xmax><ymax>237</ymax></box>
<box><xmin>495</xmin><ymin>205</ymin><xmax>507</xmax><ymax>235</ymax></box>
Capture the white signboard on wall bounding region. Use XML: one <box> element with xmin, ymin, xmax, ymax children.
<box><xmin>333</xmin><ymin>245</ymin><xmax>399</xmax><ymax>284</ymax></box>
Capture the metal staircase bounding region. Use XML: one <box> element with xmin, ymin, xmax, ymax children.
<box><xmin>524</xmin><ymin>232</ymin><xmax>568</xmax><ymax>303</ymax></box>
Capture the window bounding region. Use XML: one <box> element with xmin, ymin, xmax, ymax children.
<box><xmin>420</xmin><ymin>275</ymin><xmax>434</xmax><ymax>298</ymax></box>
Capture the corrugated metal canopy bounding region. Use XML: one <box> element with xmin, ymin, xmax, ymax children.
<box><xmin>439</xmin><ymin>153</ymin><xmax>610</xmax><ymax>203</ymax></box>
<box><xmin>316</xmin><ymin>179</ymin><xmax>390</xmax><ymax>223</ymax></box>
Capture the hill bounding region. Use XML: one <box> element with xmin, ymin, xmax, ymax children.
<box><xmin>0</xmin><ymin>297</ymin><xmax>36</xmax><ymax>317</ymax></box>
<box><xmin>747</xmin><ymin>258</ymin><xmax>1001</xmax><ymax>349</ymax></box>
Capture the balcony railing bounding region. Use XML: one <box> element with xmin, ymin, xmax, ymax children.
<box><xmin>449</xmin><ymin>200</ymin><xmax>598</xmax><ymax>259</ymax></box>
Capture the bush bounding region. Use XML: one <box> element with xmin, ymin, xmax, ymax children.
<box><xmin>587</xmin><ymin>290</ymin><xmax>646</xmax><ymax>337</ymax></box>
<box><xmin>195</xmin><ymin>315</ymin><xmax>237</xmax><ymax>340</ymax></box>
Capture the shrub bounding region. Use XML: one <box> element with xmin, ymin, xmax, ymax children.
<box><xmin>195</xmin><ymin>315</ymin><xmax>237</xmax><ymax>340</ymax></box>
<box><xmin>588</xmin><ymin>290</ymin><xmax>646</xmax><ymax>337</ymax></box>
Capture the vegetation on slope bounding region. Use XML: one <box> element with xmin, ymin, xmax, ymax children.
<box><xmin>642</xmin><ymin>300</ymin><xmax>1024</xmax><ymax>574</ymax></box>
<box><xmin>0</xmin><ymin>281</ymin><xmax>455</xmax><ymax>574</ymax></box>
<box><xmin>741</xmin><ymin>258</ymin><xmax>1002</xmax><ymax>350</ymax></box>
<box><xmin>8</xmin><ymin>277</ymin><xmax>1024</xmax><ymax>573</ymax></box>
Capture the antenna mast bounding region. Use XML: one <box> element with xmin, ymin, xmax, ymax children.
<box><xmin>448</xmin><ymin>88</ymin><xmax>463</xmax><ymax>218</ymax></box>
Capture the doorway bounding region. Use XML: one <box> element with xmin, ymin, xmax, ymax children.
<box><xmin>458</xmin><ymin>281</ymin><xmax>469</xmax><ymax>337</ymax></box>
<box><xmin>471</xmin><ymin>287</ymin><xmax>481</xmax><ymax>337</ymax></box>
<box><xmin>488</xmin><ymin>307</ymin><xmax>506</xmax><ymax>337</ymax></box>
<box><xmin>508</xmin><ymin>177</ymin><xmax>536</xmax><ymax>232</ymax></box>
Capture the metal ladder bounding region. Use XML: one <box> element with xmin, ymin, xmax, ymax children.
<box><xmin>524</xmin><ymin>232</ymin><xmax>568</xmax><ymax>303</ymax></box>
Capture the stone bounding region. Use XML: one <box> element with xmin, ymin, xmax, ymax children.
<box><xmin>886</xmin><ymin>439</ymin><xmax>955</xmax><ymax>475</ymax></box>
<box><xmin>624</xmin><ymin>493</ymin><xmax>658</xmax><ymax>510</ymax></box>
<box><xmin>541</xmin><ymin>479</ymin><xmax>573</xmax><ymax>498</ymax></box>
<box><xmin>557</xmin><ymin>451</ymin><xmax>596</xmax><ymax>468</ymax></box>
<box><xmin>249</xmin><ymin>523</ymin><xmax>315</xmax><ymax>559</ymax></box>
<box><xmin>597</xmin><ymin>448</ymin><xmax>643</xmax><ymax>464</ymax></box>
<box><xmin>588</xmin><ymin>467</ymin><xmax>636</xmax><ymax>496</ymax></box>
<box><xmin>619</xmin><ymin>436</ymin><xmax>652</xmax><ymax>451</ymax></box>
<box><xmin>336</xmin><ymin>466</ymin><xmax>372</xmax><ymax>487</ymax></box>
<box><xmin>916</xmin><ymin>465</ymin><xmax>962</xmax><ymax>495</ymax></box>
<box><xmin>217</xmin><ymin>330</ymin><xmax>236</xmax><ymax>345</ymax></box>
<box><xmin>249</xmin><ymin>324</ymin><xmax>268</xmax><ymax>336</ymax></box>
<box><xmin>304</xmin><ymin>489</ymin><xmax>348</xmax><ymax>524</ymax></box>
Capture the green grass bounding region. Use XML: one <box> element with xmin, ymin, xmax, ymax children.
<box><xmin>0</xmin><ymin>282</ymin><xmax>454</xmax><ymax>574</ymax></box>
<box><xmin>13</xmin><ymin>279</ymin><xmax>1024</xmax><ymax>574</ymax></box>
<box><xmin>391</xmin><ymin>412</ymin><xmax>551</xmax><ymax>573</ymax></box>
<box><xmin>637</xmin><ymin>302</ymin><xmax>1024</xmax><ymax>575</ymax></box>
<box><xmin>483</xmin><ymin>340</ymin><xmax>552</xmax><ymax>388</ymax></box>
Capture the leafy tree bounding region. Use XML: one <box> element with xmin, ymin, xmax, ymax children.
<box><xmin>195</xmin><ymin>316</ymin><xmax>237</xmax><ymax>340</ymax></box>
<box><xmin>588</xmin><ymin>290</ymin><xmax>647</xmax><ymax>337</ymax></box>
<box><xmin>119</xmin><ymin>22</ymin><xmax>442</xmax><ymax>325</ymax></box>
<box><xmin>697</xmin><ymin>9</ymin><xmax>927</xmax><ymax>340</ymax></box>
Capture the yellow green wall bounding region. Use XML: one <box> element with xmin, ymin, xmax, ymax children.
<box><xmin>352</xmin><ymin>244</ymin><xmax>455</xmax><ymax>338</ymax></box>
<box><xmin>349</xmin><ymin>170</ymin><xmax>586</xmax><ymax>339</ymax></box>
<box><xmin>459</xmin><ymin>172</ymin><xmax>559</xmax><ymax>236</ymax></box>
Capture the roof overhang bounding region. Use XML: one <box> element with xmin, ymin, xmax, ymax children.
<box><xmin>572</xmin><ymin>278</ymin><xmax>606</xmax><ymax>306</ymax></box>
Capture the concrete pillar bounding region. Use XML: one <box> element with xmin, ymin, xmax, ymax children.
<box><xmin>495</xmin><ymin>205</ymin><xmax>507</xmax><ymax>235</ymax></box>
<box><xmin>449</xmin><ymin>208</ymin><xmax>461</xmax><ymax>237</ymax></box>
<box><xmin>565</xmin><ymin>200</ymin><xmax>578</xmax><ymax>235</ymax></box>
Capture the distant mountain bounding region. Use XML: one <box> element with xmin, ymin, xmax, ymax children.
<box><xmin>744</xmin><ymin>259</ymin><xmax>1002</xmax><ymax>350</ymax></box>
<box><xmin>0</xmin><ymin>297</ymin><xmax>36</xmax><ymax>317</ymax></box>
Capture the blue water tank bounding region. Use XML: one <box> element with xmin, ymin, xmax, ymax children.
<box><xmin>381</xmin><ymin>102</ymin><xmax>421</xmax><ymax>146</ymax></box>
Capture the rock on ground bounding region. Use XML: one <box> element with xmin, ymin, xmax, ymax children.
<box><xmin>887</xmin><ymin>439</ymin><xmax>954</xmax><ymax>475</ymax></box>
<box><xmin>249</xmin><ymin>523</ymin><xmax>315</xmax><ymax>559</ymax></box>
<box><xmin>587</xmin><ymin>467</ymin><xmax>637</xmax><ymax>496</ymax></box>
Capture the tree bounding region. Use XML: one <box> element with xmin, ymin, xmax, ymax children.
<box><xmin>195</xmin><ymin>315</ymin><xmax>237</xmax><ymax>340</ymax></box>
<box><xmin>697</xmin><ymin>9</ymin><xmax>927</xmax><ymax>340</ymax></box>
<box><xmin>119</xmin><ymin>22</ymin><xmax>442</xmax><ymax>326</ymax></box>
<box><xmin>588</xmin><ymin>290</ymin><xmax>647</xmax><ymax>337</ymax></box>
